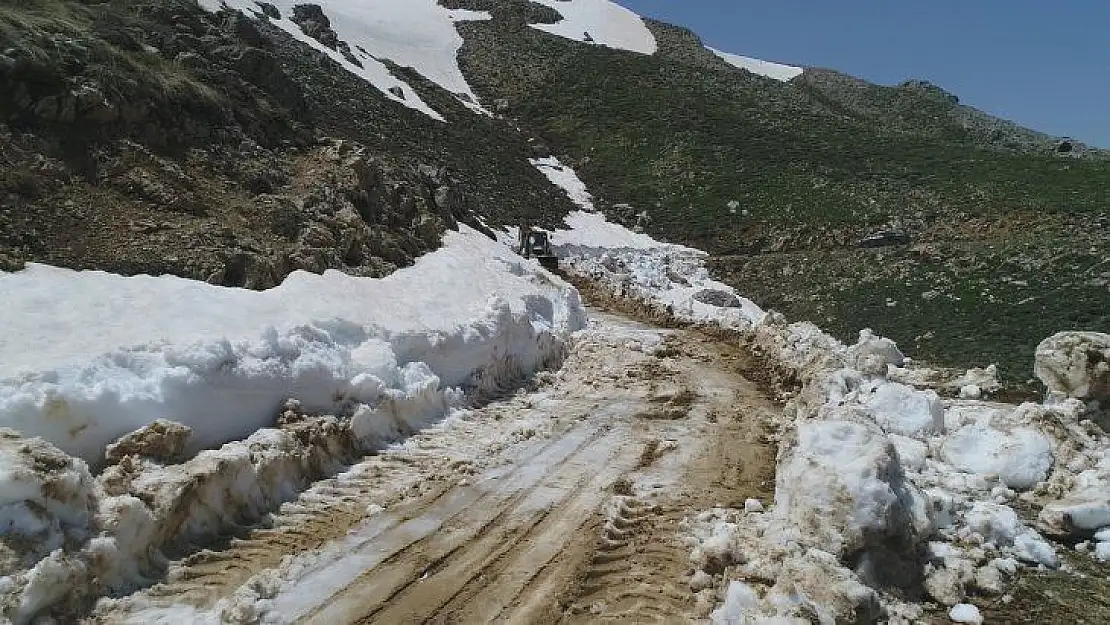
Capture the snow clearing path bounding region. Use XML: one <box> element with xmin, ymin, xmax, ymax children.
<box><xmin>93</xmin><ymin>308</ymin><xmax>779</xmax><ymax>624</ymax></box>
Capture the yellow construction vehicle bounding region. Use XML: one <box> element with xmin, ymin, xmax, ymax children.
<box><xmin>517</xmin><ymin>224</ymin><xmax>559</xmax><ymax>271</ymax></box>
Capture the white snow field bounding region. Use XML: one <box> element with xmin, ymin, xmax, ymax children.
<box><xmin>530</xmin><ymin>0</ymin><xmax>657</xmax><ymax>54</ymax></box>
<box><xmin>201</xmin><ymin>0</ymin><xmax>494</xmax><ymax>119</ymax></box>
<box><xmin>708</xmin><ymin>46</ymin><xmax>804</xmax><ymax>82</ymax></box>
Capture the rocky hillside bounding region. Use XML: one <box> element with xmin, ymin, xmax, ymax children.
<box><xmin>1</xmin><ymin>0</ymin><xmax>1106</xmax><ymax>389</ymax></box>
<box><xmin>0</xmin><ymin>0</ymin><xmax>575</xmax><ymax>287</ymax></box>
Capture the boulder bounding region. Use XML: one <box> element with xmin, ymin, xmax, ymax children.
<box><xmin>1034</xmin><ymin>332</ymin><xmax>1110</xmax><ymax>401</ymax></box>
<box><xmin>847</xmin><ymin>329</ymin><xmax>904</xmax><ymax>375</ymax></box>
<box><xmin>104</xmin><ymin>419</ymin><xmax>193</xmax><ymax>465</ymax></box>
<box><xmin>691</xmin><ymin>288</ymin><xmax>741</xmax><ymax>308</ymax></box>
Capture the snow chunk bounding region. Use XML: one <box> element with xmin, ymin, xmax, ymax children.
<box><xmin>530</xmin><ymin>0</ymin><xmax>657</xmax><ymax>54</ymax></box>
<box><xmin>864</xmin><ymin>383</ymin><xmax>944</xmax><ymax>438</ymax></box>
<box><xmin>847</xmin><ymin>329</ymin><xmax>904</xmax><ymax>376</ymax></box>
<box><xmin>964</xmin><ymin>503</ymin><xmax>1058</xmax><ymax>568</ymax></box>
<box><xmin>774</xmin><ymin>420</ymin><xmax>932</xmax><ymax>556</ymax></box>
<box><xmin>952</xmin><ymin>365</ymin><xmax>1002</xmax><ymax>396</ymax></box>
<box><xmin>949</xmin><ymin>603</ymin><xmax>983</xmax><ymax>624</ymax></box>
<box><xmin>1038</xmin><ymin>456</ymin><xmax>1110</xmax><ymax>537</ymax></box>
<box><xmin>889</xmin><ymin>434</ymin><xmax>928</xmax><ymax>471</ymax></box>
<box><xmin>710</xmin><ymin>551</ymin><xmax>880</xmax><ymax>625</ymax></box>
<box><xmin>941</xmin><ymin>423</ymin><xmax>1053</xmax><ymax>490</ymax></box>
<box><xmin>0</xmin><ymin>431</ymin><xmax>97</xmax><ymax>573</ymax></box>
<box><xmin>104</xmin><ymin>420</ymin><xmax>191</xmax><ymax>465</ymax></box>
<box><xmin>1035</xmin><ymin>331</ymin><xmax>1110</xmax><ymax>401</ymax></box>
<box><xmin>529</xmin><ymin>158</ymin><xmax>596</xmax><ymax>212</ymax></box>
<box><xmin>959</xmin><ymin>384</ymin><xmax>982</xmax><ymax>399</ymax></box>
<box><xmin>711</xmin><ymin>580</ymin><xmax>763</xmax><ymax>624</ymax></box>
<box><xmin>707</xmin><ymin>47</ymin><xmax>803</xmax><ymax>82</ymax></box>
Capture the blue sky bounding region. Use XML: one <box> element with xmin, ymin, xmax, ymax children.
<box><xmin>616</xmin><ymin>0</ymin><xmax>1110</xmax><ymax>147</ymax></box>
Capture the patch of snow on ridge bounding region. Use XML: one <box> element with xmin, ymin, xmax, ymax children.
<box><xmin>201</xmin><ymin>0</ymin><xmax>495</xmax><ymax>119</ymax></box>
<box><xmin>708</xmin><ymin>46</ymin><xmax>803</xmax><ymax>82</ymax></box>
<box><xmin>0</xmin><ymin>227</ymin><xmax>586</xmax><ymax>464</ymax></box>
<box><xmin>529</xmin><ymin>157</ymin><xmax>596</xmax><ymax>212</ymax></box>
<box><xmin>530</xmin><ymin>0</ymin><xmax>657</xmax><ymax>54</ymax></box>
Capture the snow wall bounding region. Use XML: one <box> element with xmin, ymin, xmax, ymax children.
<box><xmin>0</xmin><ymin>226</ymin><xmax>585</xmax><ymax>623</ymax></box>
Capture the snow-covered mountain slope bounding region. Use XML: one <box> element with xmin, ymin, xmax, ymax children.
<box><xmin>530</xmin><ymin>0</ymin><xmax>657</xmax><ymax>54</ymax></box>
<box><xmin>0</xmin><ymin>227</ymin><xmax>584</xmax><ymax>463</ymax></box>
<box><xmin>707</xmin><ymin>46</ymin><xmax>803</xmax><ymax>81</ymax></box>
<box><xmin>201</xmin><ymin>0</ymin><xmax>492</xmax><ymax>119</ymax></box>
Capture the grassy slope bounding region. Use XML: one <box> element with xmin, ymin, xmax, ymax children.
<box><xmin>456</xmin><ymin>8</ymin><xmax>1110</xmax><ymax>388</ymax></box>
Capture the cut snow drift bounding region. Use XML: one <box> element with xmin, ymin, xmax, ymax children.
<box><xmin>0</xmin><ymin>226</ymin><xmax>585</xmax><ymax>623</ymax></box>
<box><xmin>530</xmin><ymin>0</ymin><xmax>657</xmax><ymax>54</ymax></box>
<box><xmin>0</xmin><ymin>227</ymin><xmax>584</xmax><ymax>464</ymax></box>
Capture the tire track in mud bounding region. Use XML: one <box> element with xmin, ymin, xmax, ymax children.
<box><xmin>346</xmin><ymin>433</ymin><xmax>634</xmax><ymax>625</ymax></box>
<box><xmin>564</xmin><ymin>499</ymin><xmax>696</xmax><ymax>623</ymax></box>
<box><xmin>295</xmin><ymin>422</ymin><xmax>625</xmax><ymax>623</ymax></box>
<box><xmin>96</xmin><ymin>311</ymin><xmax>781</xmax><ymax>624</ymax></box>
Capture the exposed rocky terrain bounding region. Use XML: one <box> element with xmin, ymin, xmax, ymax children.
<box><xmin>0</xmin><ymin>0</ymin><xmax>574</xmax><ymax>286</ymax></box>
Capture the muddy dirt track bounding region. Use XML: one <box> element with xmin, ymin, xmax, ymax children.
<box><xmin>98</xmin><ymin>310</ymin><xmax>779</xmax><ymax>624</ymax></box>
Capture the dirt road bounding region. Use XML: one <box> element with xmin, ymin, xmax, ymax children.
<box><xmin>99</xmin><ymin>311</ymin><xmax>778</xmax><ymax>624</ymax></box>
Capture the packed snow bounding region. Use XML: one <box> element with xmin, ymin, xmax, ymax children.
<box><xmin>708</xmin><ymin>46</ymin><xmax>804</xmax><ymax>82</ymax></box>
<box><xmin>201</xmin><ymin>0</ymin><xmax>495</xmax><ymax>119</ymax></box>
<box><xmin>530</xmin><ymin>0</ymin><xmax>657</xmax><ymax>54</ymax></box>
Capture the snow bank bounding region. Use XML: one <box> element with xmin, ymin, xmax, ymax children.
<box><xmin>530</xmin><ymin>0</ymin><xmax>657</xmax><ymax>54</ymax></box>
<box><xmin>707</xmin><ymin>47</ymin><xmax>803</xmax><ymax>82</ymax></box>
<box><xmin>201</xmin><ymin>0</ymin><xmax>494</xmax><ymax>119</ymax></box>
<box><xmin>0</xmin><ymin>226</ymin><xmax>586</xmax><ymax>622</ymax></box>
<box><xmin>552</xmin><ymin>211</ymin><xmax>766</xmax><ymax>329</ymax></box>
<box><xmin>548</xmin><ymin>207</ymin><xmax>1110</xmax><ymax>619</ymax></box>
<box><xmin>0</xmin><ymin>227</ymin><xmax>582</xmax><ymax>465</ymax></box>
